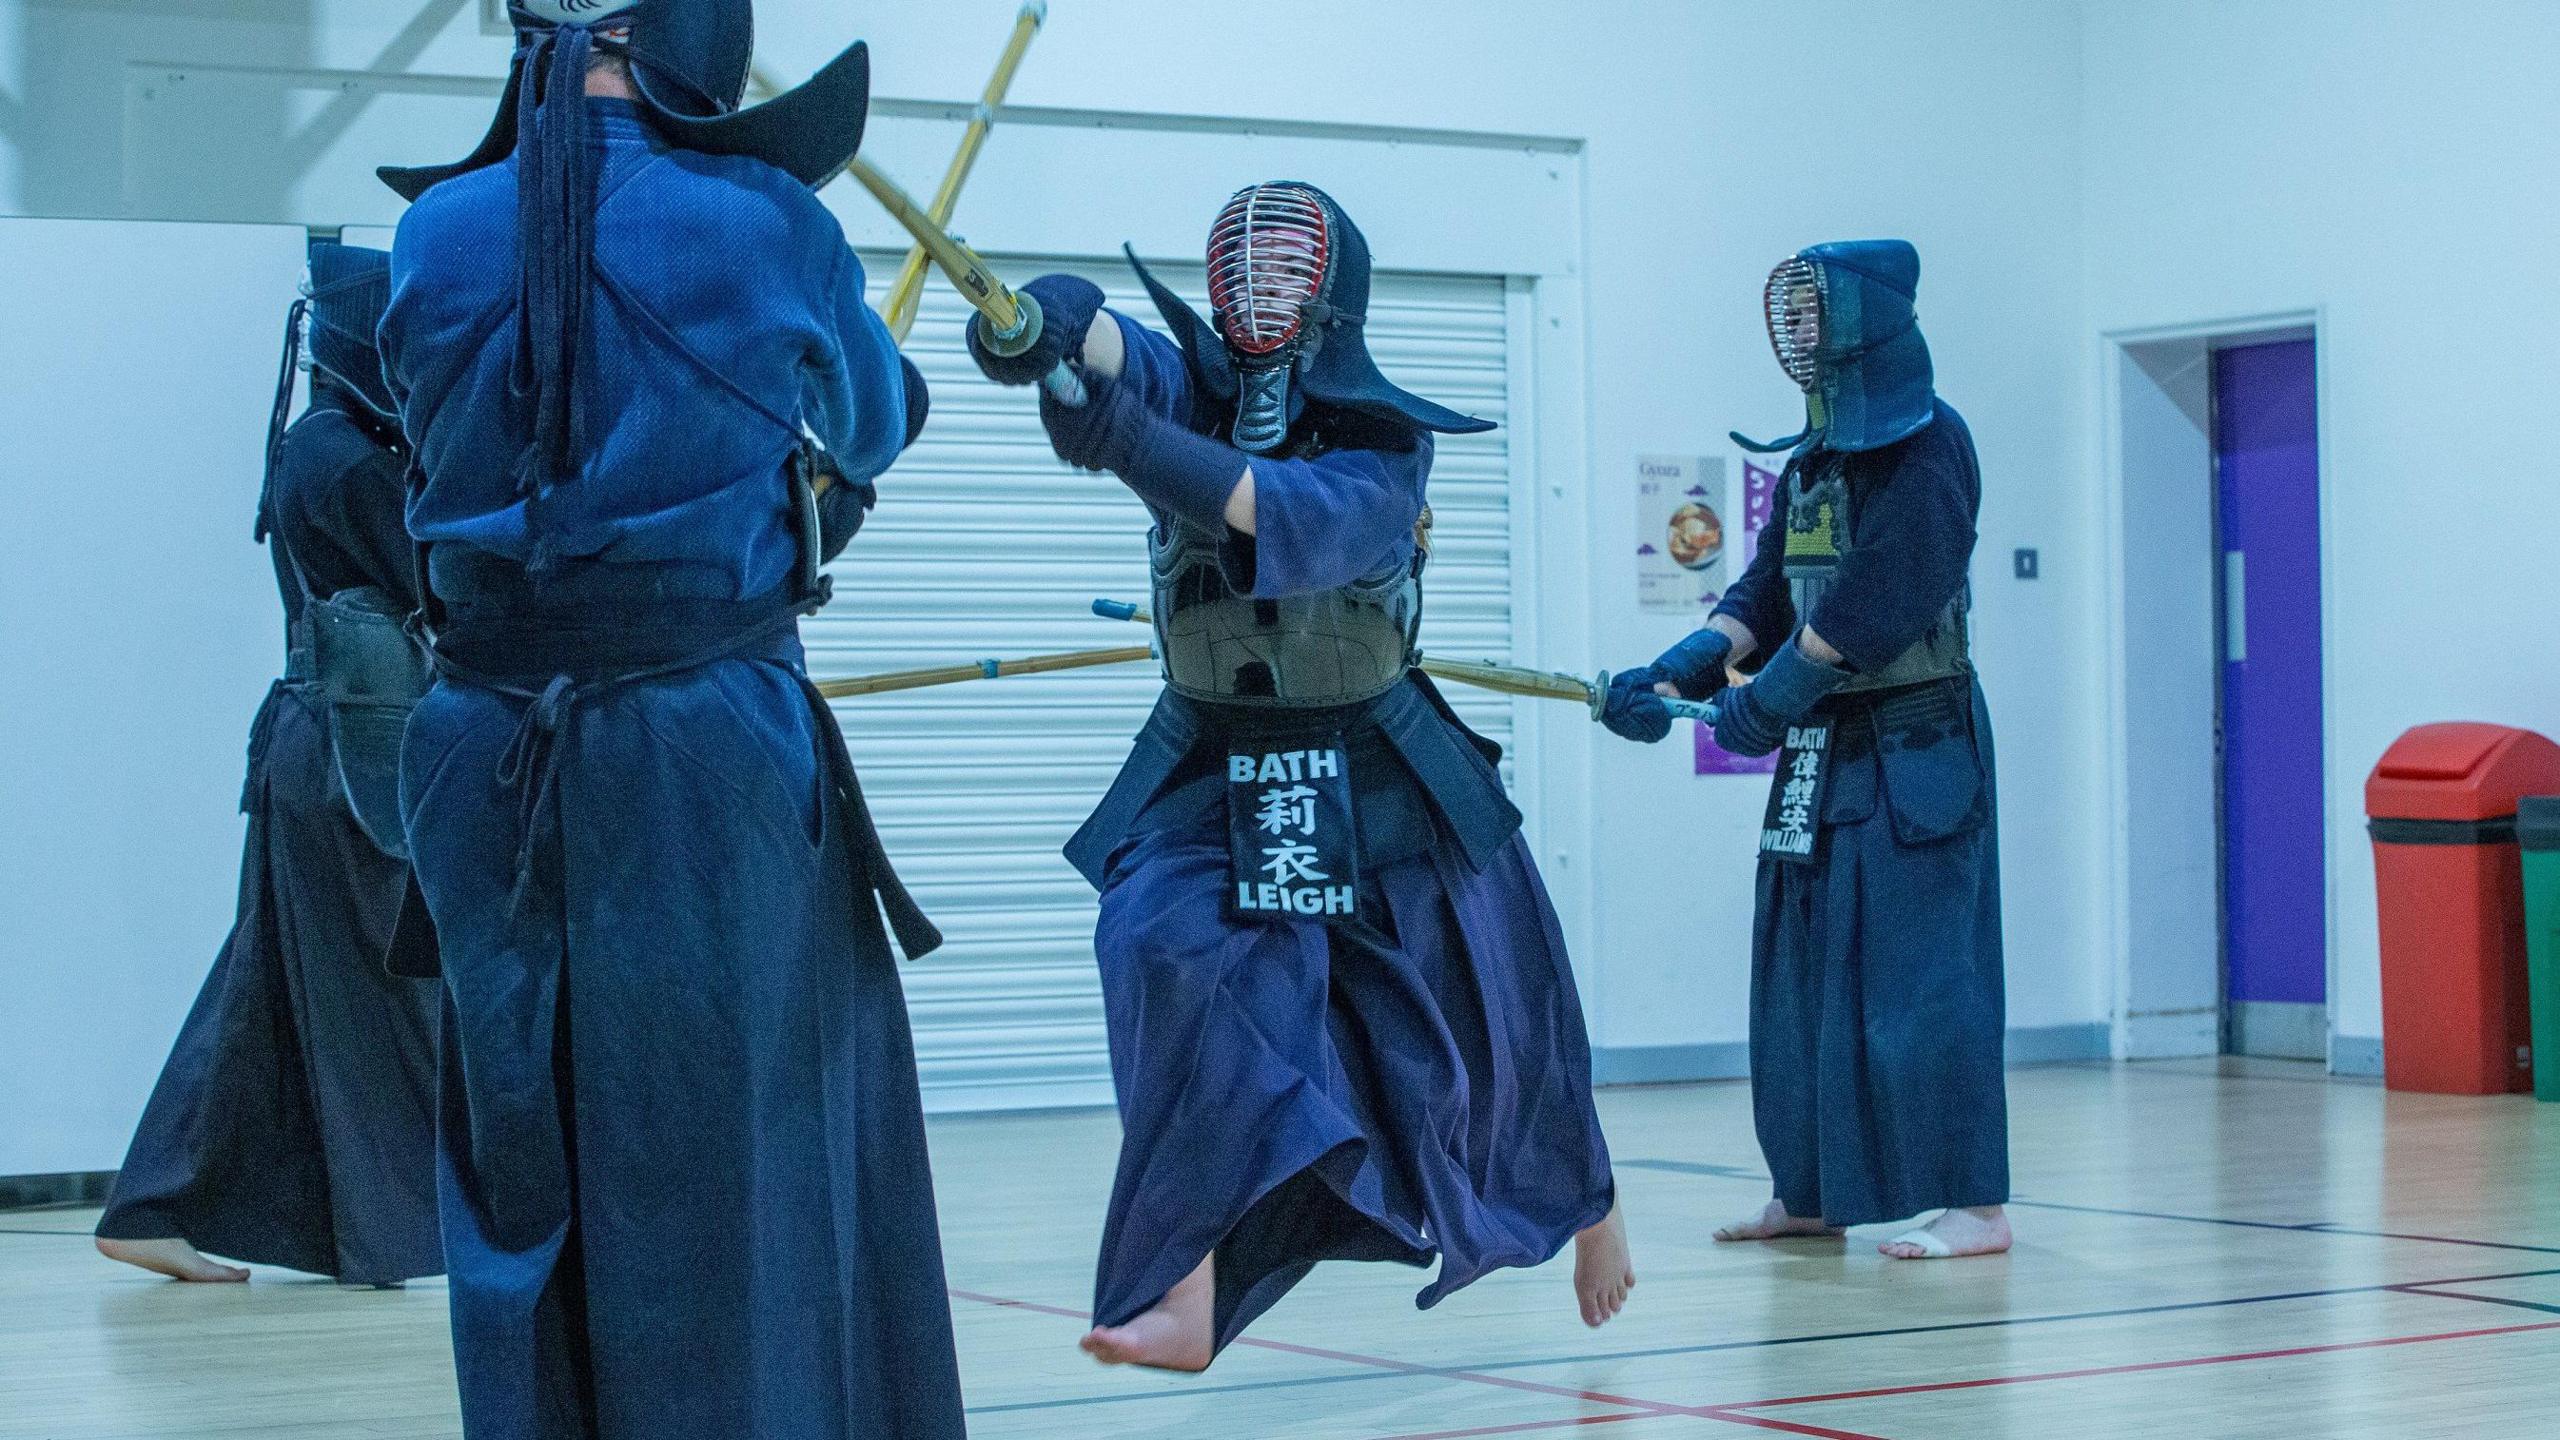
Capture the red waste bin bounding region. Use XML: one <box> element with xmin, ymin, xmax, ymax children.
<box><xmin>2367</xmin><ymin>723</ymin><xmax>2560</xmax><ymax>1094</ymax></box>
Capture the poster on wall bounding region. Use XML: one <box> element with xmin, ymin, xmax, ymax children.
<box><xmin>1694</xmin><ymin>458</ymin><xmax>1786</xmax><ymax>776</ymax></box>
<box><xmin>1635</xmin><ymin>454</ymin><xmax>1729</xmax><ymax>616</ymax></box>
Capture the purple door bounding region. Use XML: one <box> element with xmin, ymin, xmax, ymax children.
<box><xmin>2214</xmin><ymin>339</ymin><xmax>2326</xmax><ymax>1058</ymax></box>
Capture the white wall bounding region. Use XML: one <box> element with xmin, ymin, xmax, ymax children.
<box><xmin>2082</xmin><ymin>0</ymin><xmax>2560</xmax><ymax>1058</ymax></box>
<box><xmin>817</xmin><ymin>0</ymin><xmax>2103</xmax><ymax>1066</ymax></box>
<box><xmin>0</xmin><ymin>217</ymin><xmax>308</xmax><ymax>1175</ymax></box>
<box><xmin>0</xmin><ymin>0</ymin><xmax>2112</xmax><ymax>1123</ymax></box>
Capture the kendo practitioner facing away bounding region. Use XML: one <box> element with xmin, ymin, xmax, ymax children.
<box><xmin>373</xmin><ymin>3</ymin><xmax>964</xmax><ymax>1436</ymax></box>
<box><xmin>969</xmin><ymin>183</ymin><xmax>1633</xmax><ymax>1372</ymax></box>
<box><xmin>97</xmin><ymin>243</ymin><xmax>442</xmax><ymax>1288</ymax></box>
<box><xmin>1601</xmin><ymin>241</ymin><xmax>2010</xmax><ymax>1261</ymax></box>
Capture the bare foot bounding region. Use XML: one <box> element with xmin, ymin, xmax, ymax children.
<box><xmin>1714</xmin><ymin>1198</ymin><xmax>1844</xmax><ymax>1242</ymax></box>
<box><xmin>1879</xmin><ymin>1206</ymin><xmax>2012</xmax><ymax>1260</ymax></box>
<box><xmin>1080</xmin><ymin>1253</ymin><xmax>1214</xmax><ymax>1372</ymax></box>
<box><xmin>1572</xmin><ymin>1201</ymin><xmax>1636</xmax><ymax>1326</ymax></box>
<box><xmin>96</xmin><ymin>1236</ymin><xmax>249</xmax><ymax>1283</ymax></box>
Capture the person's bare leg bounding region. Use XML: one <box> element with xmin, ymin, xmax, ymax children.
<box><xmin>1080</xmin><ymin>1252</ymin><xmax>1214</xmax><ymax>1372</ymax></box>
<box><xmin>1572</xmin><ymin>1200</ymin><xmax>1636</xmax><ymax>1326</ymax></box>
<box><xmin>1713</xmin><ymin>1196</ymin><xmax>1844</xmax><ymax>1242</ymax></box>
<box><xmin>95</xmin><ymin>1236</ymin><xmax>249</xmax><ymax>1283</ymax></box>
<box><xmin>1879</xmin><ymin>1205</ymin><xmax>2011</xmax><ymax>1260</ymax></box>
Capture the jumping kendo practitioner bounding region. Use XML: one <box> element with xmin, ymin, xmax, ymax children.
<box><xmin>372</xmin><ymin>2</ymin><xmax>963</xmax><ymax>1435</ymax></box>
<box><xmin>95</xmin><ymin>243</ymin><xmax>443</xmax><ymax>1289</ymax></box>
<box><xmin>1600</xmin><ymin>241</ymin><xmax>2010</xmax><ymax>1261</ymax></box>
<box><xmin>967</xmin><ymin>183</ymin><xmax>1633</xmax><ymax>1372</ymax></box>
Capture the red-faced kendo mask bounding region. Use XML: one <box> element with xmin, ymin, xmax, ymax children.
<box><xmin>1124</xmin><ymin>182</ymin><xmax>1496</xmax><ymax>454</ymax></box>
<box><xmin>1205</xmin><ymin>183</ymin><xmax>1340</xmax><ymax>453</ymax></box>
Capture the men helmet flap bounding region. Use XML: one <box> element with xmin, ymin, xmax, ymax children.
<box><xmin>1733</xmin><ymin>239</ymin><xmax>1937</xmax><ymax>455</ymax></box>
<box><xmin>303</xmin><ymin>242</ymin><xmax>398</xmax><ymax>423</ymax></box>
<box><xmin>378</xmin><ymin>0</ymin><xmax>872</xmax><ymax>201</ymax></box>
<box><xmin>1125</xmin><ymin>182</ymin><xmax>1496</xmax><ymax>451</ymax></box>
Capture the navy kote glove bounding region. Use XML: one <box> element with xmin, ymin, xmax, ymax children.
<box><xmin>1649</xmin><ymin>626</ymin><xmax>1735</xmax><ymax>701</ymax></box>
<box><xmin>1711</xmin><ymin>639</ymin><xmax>1848</xmax><ymax>758</ymax></box>
<box><xmin>1600</xmin><ymin>665</ymin><xmax>1673</xmax><ymax>743</ymax></box>
<box><xmin>1039</xmin><ymin>369</ymin><xmax>1244</xmax><ymax>530</ymax></box>
<box><xmin>967</xmin><ymin>274</ymin><xmax>1105</xmax><ymax>387</ymax></box>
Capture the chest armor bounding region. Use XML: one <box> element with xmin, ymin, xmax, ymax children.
<box><xmin>1784</xmin><ymin>451</ymin><xmax>1969</xmax><ymax>693</ymax></box>
<box><xmin>1149</xmin><ymin>517</ymin><xmax>1422</xmax><ymax>709</ymax></box>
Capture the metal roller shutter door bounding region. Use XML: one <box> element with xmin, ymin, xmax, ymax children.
<box><xmin>808</xmin><ymin>255</ymin><xmax>1520</xmax><ymax>1112</ymax></box>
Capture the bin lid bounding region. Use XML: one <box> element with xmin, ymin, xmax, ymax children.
<box><xmin>2366</xmin><ymin>723</ymin><xmax>2560</xmax><ymax>822</ymax></box>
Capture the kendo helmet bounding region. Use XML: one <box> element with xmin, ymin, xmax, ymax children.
<box><xmin>1736</xmin><ymin>239</ymin><xmax>1937</xmax><ymax>455</ymax></box>
<box><xmin>378</xmin><ymin>0</ymin><xmax>872</xmax><ymax>200</ymax></box>
<box><xmin>302</xmin><ymin>242</ymin><xmax>398</xmax><ymax>423</ymax></box>
<box><xmin>1126</xmin><ymin>183</ymin><xmax>1496</xmax><ymax>454</ymax></box>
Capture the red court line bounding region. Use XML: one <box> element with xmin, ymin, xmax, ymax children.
<box><xmin>1693</xmin><ymin>1411</ymin><xmax>1895</xmax><ymax>1440</ymax></box>
<box><xmin>1717</xmin><ymin>1317</ymin><xmax>2560</xmax><ymax>1411</ymax></box>
<box><xmin>1369</xmin><ymin>1407</ymin><xmax>1893</xmax><ymax>1440</ymax></box>
<box><xmin>1371</xmin><ymin>1412</ymin><xmax>1668</xmax><ymax>1440</ymax></box>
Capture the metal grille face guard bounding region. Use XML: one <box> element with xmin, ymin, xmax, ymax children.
<box><xmin>1764</xmin><ymin>256</ymin><xmax>1825</xmax><ymax>391</ymax></box>
<box><xmin>1206</xmin><ymin>184</ymin><xmax>1332</xmax><ymax>359</ymax></box>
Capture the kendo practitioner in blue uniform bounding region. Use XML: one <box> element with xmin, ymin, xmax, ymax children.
<box><xmin>1602</xmin><ymin>241</ymin><xmax>2009</xmax><ymax>1261</ymax></box>
<box><xmin>372</xmin><ymin>3</ymin><xmax>965</xmax><ymax>1435</ymax></box>
<box><xmin>969</xmin><ymin>183</ymin><xmax>1633</xmax><ymax>1371</ymax></box>
<box><xmin>96</xmin><ymin>243</ymin><xmax>443</xmax><ymax>1288</ymax></box>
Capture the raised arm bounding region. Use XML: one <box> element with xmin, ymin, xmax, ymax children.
<box><xmin>805</xmin><ymin>246</ymin><xmax>917</xmax><ymax>490</ymax></box>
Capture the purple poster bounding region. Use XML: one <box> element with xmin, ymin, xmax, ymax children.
<box><xmin>1694</xmin><ymin>460</ymin><xmax>1784</xmax><ymax>776</ymax></box>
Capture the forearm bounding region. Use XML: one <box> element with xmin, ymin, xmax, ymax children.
<box><xmin>1793</xmin><ymin>623</ymin><xmax>1842</xmax><ymax>666</ymax></box>
<box><xmin>1710</xmin><ymin>613</ymin><xmax>1760</xmax><ymax>666</ymax></box>
<box><xmin>1224</xmin><ymin>468</ymin><xmax>1257</xmax><ymax>534</ymax></box>
<box><xmin>1079</xmin><ymin>307</ymin><xmax>1125</xmax><ymax>379</ymax></box>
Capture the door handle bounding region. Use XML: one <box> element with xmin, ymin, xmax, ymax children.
<box><xmin>2224</xmin><ymin>550</ymin><xmax>2247</xmax><ymax>663</ymax></box>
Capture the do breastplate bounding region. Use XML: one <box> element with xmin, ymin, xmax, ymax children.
<box><xmin>1148</xmin><ymin>517</ymin><xmax>1422</xmax><ymax>708</ymax></box>
<box><xmin>1783</xmin><ymin>452</ymin><xmax>1969</xmax><ymax>693</ymax></box>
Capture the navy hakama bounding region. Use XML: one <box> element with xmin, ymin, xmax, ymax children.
<box><xmin>1062</xmin><ymin>317</ymin><xmax>1615</xmax><ymax>1357</ymax></box>
<box><xmin>379</xmin><ymin>92</ymin><xmax>966</xmax><ymax>1440</ymax></box>
<box><xmin>1713</xmin><ymin>400</ymin><xmax>2010</xmax><ymax>1227</ymax></box>
<box><xmin>97</xmin><ymin>392</ymin><xmax>442</xmax><ymax>1286</ymax></box>
<box><xmin>1749</xmin><ymin>676</ymin><xmax>2006</xmax><ymax>1226</ymax></box>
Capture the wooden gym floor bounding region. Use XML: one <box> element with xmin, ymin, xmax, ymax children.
<box><xmin>6</xmin><ymin>1057</ymin><xmax>2558</xmax><ymax>1439</ymax></box>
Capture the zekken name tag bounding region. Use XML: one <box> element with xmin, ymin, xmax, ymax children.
<box><xmin>1758</xmin><ymin>721</ymin><xmax>1833</xmax><ymax>865</ymax></box>
<box><xmin>1227</xmin><ymin>741</ymin><xmax>1360</xmax><ymax>921</ymax></box>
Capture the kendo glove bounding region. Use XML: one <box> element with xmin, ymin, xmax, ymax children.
<box><xmin>1600</xmin><ymin>667</ymin><xmax>1674</xmax><ymax>744</ymax></box>
<box><xmin>1711</xmin><ymin>638</ymin><xmax>1850</xmax><ymax>759</ymax></box>
<box><xmin>967</xmin><ymin>274</ymin><xmax>1105</xmax><ymax>387</ymax></box>
<box><xmin>1650</xmin><ymin>626</ymin><xmax>1736</xmax><ymax>701</ymax></box>
<box><xmin>1600</xmin><ymin>628</ymin><xmax>1734</xmax><ymax>744</ymax></box>
<box><xmin>1039</xmin><ymin>369</ymin><xmax>1246</xmax><ymax>532</ymax></box>
<box><xmin>814</xmin><ymin>472</ymin><xmax>876</xmax><ymax>563</ymax></box>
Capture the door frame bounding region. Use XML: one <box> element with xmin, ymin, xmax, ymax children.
<box><xmin>2096</xmin><ymin>309</ymin><xmax>2343</xmax><ymax>1067</ymax></box>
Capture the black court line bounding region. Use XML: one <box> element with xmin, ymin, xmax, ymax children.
<box><xmin>0</xmin><ymin>1227</ymin><xmax>94</xmax><ymax>1237</ymax></box>
<box><xmin>2394</xmin><ymin>1286</ymin><xmax>2560</xmax><ymax>1318</ymax></box>
<box><xmin>1621</xmin><ymin>1159</ymin><xmax>2560</xmax><ymax>1255</ymax></box>
<box><xmin>1613</xmin><ymin>1159</ymin><xmax>1766</xmax><ymax>1181</ymax></box>
<box><xmin>2300</xmin><ymin>1224</ymin><xmax>2560</xmax><ymax>1255</ymax></box>
<box><xmin>1624</xmin><ymin>1159</ymin><xmax>2336</xmax><ymax>1234</ymax></box>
